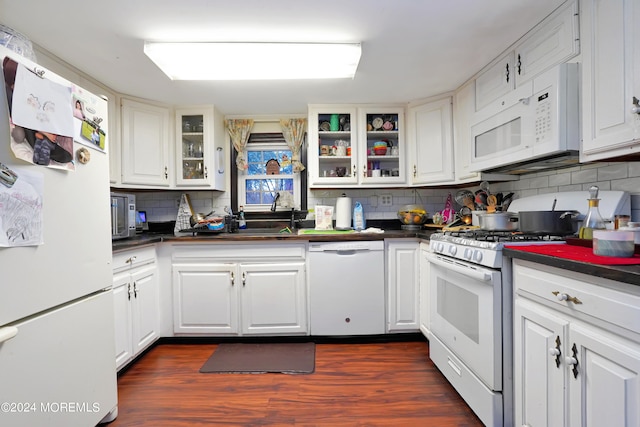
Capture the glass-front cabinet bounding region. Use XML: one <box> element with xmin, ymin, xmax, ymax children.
<box><xmin>308</xmin><ymin>105</ymin><xmax>405</xmax><ymax>188</ymax></box>
<box><xmin>175</xmin><ymin>106</ymin><xmax>225</xmax><ymax>190</ymax></box>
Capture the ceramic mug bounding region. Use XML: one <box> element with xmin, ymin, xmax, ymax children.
<box><xmin>320</xmin><ymin>145</ymin><xmax>330</xmax><ymax>156</ymax></box>
<box><xmin>332</xmin><ymin>145</ymin><xmax>347</xmax><ymax>156</ymax></box>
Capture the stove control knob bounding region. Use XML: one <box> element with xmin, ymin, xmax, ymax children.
<box><xmin>448</xmin><ymin>245</ymin><xmax>457</xmax><ymax>256</ymax></box>
<box><xmin>438</xmin><ymin>243</ymin><xmax>445</xmax><ymax>253</ymax></box>
<box><xmin>473</xmin><ymin>250</ymin><xmax>483</xmax><ymax>263</ymax></box>
<box><xmin>463</xmin><ymin>248</ymin><xmax>473</xmax><ymax>260</ymax></box>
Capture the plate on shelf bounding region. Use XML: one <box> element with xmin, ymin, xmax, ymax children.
<box><xmin>372</xmin><ymin>117</ymin><xmax>383</xmax><ymax>130</ymax></box>
<box><xmin>319</xmin><ymin>121</ymin><xmax>331</xmax><ymax>131</ymax></box>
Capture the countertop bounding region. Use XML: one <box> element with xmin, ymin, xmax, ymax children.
<box><xmin>504</xmin><ymin>246</ymin><xmax>640</xmax><ymax>287</ymax></box>
<box><xmin>112</xmin><ymin>229</ymin><xmax>436</xmax><ymax>252</ymax></box>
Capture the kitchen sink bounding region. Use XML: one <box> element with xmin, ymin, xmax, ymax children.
<box><xmin>235</xmin><ymin>228</ymin><xmax>294</xmax><ymax>235</ymax></box>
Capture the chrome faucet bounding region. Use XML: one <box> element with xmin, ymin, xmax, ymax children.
<box><xmin>270</xmin><ymin>192</ymin><xmax>280</xmax><ymax>212</ymax></box>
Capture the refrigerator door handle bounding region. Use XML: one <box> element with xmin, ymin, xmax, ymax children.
<box><xmin>0</xmin><ymin>326</ymin><xmax>18</xmax><ymax>344</ymax></box>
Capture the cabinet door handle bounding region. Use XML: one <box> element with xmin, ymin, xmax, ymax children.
<box><xmin>127</xmin><ymin>283</ymin><xmax>131</xmax><ymax>300</ymax></box>
<box><xmin>216</xmin><ymin>147</ymin><xmax>224</xmax><ymax>174</ymax></box>
<box><xmin>552</xmin><ymin>291</ymin><xmax>582</xmax><ymax>304</ymax></box>
<box><xmin>164</xmin><ymin>166</ymin><xmax>168</xmax><ymax>179</ymax></box>
<box><xmin>517</xmin><ymin>53</ymin><xmax>522</xmax><ymax>75</ymax></box>
<box><xmin>549</xmin><ymin>335</ymin><xmax>562</xmax><ymax>368</ymax></box>
<box><xmin>133</xmin><ymin>282</ymin><xmax>138</xmax><ymax>298</ymax></box>
<box><xmin>204</xmin><ymin>166</ymin><xmax>208</xmax><ymax>179</ymax></box>
<box><xmin>362</xmin><ymin>164</ymin><xmax>367</xmax><ymax>178</ymax></box>
<box><xmin>242</xmin><ymin>271</ymin><xmax>246</xmax><ymax>287</ymax></box>
<box><xmin>0</xmin><ymin>326</ymin><xmax>18</xmax><ymax>344</ymax></box>
<box><xmin>413</xmin><ymin>164</ymin><xmax>417</xmax><ymax>178</ymax></box>
<box><xmin>353</xmin><ymin>164</ymin><xmax>357</xmax><ymax>177</ymax></box>
<box><xmin>505</xmin><ymin>63</ymin><xmax>510</xmax><ymax>83</ymax></box>
<box><xmin>230</xmin><ymin>271</ymin><xmax>235</xmax><ymax>286</ymax></box>
<box><xmin>566</xmin><ymin>343</ymin><xmax>579</xmax><ymax>379</ymax></box>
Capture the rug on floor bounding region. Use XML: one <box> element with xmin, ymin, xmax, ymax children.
<box><xmin>199</xmin><ymin>342</ymin><xmax>315</xmax><ymax>374</ymax></box>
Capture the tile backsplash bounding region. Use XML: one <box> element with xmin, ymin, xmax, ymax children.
<box><xmin>134</xmin><ymin>161</ymin><xmax>640</xmax><ymax>224</ymax></box>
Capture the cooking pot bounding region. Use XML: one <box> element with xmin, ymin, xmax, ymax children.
<box><xmin>477</xmin><ymin>212</ymin><xmax>519</xmax><ymax>231</ymax></box>
<box><xmin>518</xmin><ymin>210</ymin><xmax>580</xmax><ymax>235</ymax></box>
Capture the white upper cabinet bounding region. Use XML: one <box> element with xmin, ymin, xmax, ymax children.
<box><xmin>580</xmin><ymin>0</ymin><xmax>640</xmax><ymax>161</ymax></box>
<box><xmin>406</xmin><ymin>96</ymin><xmax>454</xmax><ymax>185</ymax></box>
<box><xmin>453</xmin><ymin>80</ymin><xmax>481</xmax><ymax>183</ymax></box>
<box><xmin>475</xmin><ymin>0</ymin><xmax>579</xmax><ymax>113</ymax></box>
<box><xmin>308</xmin><ymin>105</ymin><xmax>406</xmax><ymax>188</ymax></box>
<box><xmin>175</xmin><ymin>106</ymin><xmax>225</xmax><ymax>190</ymax></box>
<box><xmin>121</xmin><ymin>98</ymin><xmax>171</xmax><ymax>187</ymax></box>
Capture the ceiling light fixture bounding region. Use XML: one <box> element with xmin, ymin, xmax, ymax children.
<box><xmin>143</xmin><ymin>42</ymin><xmax>362</xmax><ymax>80</ymax></box>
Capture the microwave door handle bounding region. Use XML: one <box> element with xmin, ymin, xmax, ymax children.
<box><xmin>111</xmin><ymin>198</ymin><xmax>118</xmax><ymax>235</ymax></box>
<box><xmin>426</xmin><ymin>252</ymin><xmax>491</xmax><ymax>282</ymax></box>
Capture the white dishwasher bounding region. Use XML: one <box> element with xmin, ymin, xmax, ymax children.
<box><xmin>308</xmin><ymin>240</ymin><xmax>385</xmax><ymax>335</ymax></box>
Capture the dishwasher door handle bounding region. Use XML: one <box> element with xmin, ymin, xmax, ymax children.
<box><xmin>323</xmin><ymin>249</ymin><xmax>371</xmax><ymax>255</ymax></box>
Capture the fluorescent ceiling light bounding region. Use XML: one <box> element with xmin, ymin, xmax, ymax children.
<box><xmin>143</xmin><ymin>42</ymin><xmax>362</xmax><ymax>80</ymax></box>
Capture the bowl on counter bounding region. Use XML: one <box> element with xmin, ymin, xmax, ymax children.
<box><xmin>398</xmin><ymin>204</ymin><xmax>428</xmax><ymax>226</ymax></box>
<box><xmin>593</xmin><ymin>230</ymin><xmax>635</xmax><ymax>257</ymax></box>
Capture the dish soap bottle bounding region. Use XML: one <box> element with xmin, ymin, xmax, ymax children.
<box><xmin>238</xmin><ymin>206</ymin><xmax>247</xmax><ymax>229</ymax></box>
<box><xmin>579</xmin><ymin>185</ymin><xmax>605</xmax><ymax>239</ymax></box>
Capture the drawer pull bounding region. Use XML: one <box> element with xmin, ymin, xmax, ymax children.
<box><xmin>552</xmin><ymin>291</ymin><xmax>582</xmax><ymax>304</ymax></box>
<box><xmin>126</xmin><ymin>256</ymin><xmax>137</xmax><ymax>264</ymax></box>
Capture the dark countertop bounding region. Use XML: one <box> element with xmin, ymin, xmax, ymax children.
<box><xmin>504</xmin><ymin>247</ymin><xmax>640</xmax><ymax>287</ymax></box>
<box><xmin>113</xmin><ymin>229</ymin><xmax>437</xmax><ymax>252</ymax></box>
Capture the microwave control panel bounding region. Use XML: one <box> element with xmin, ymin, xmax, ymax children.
<box><xmin>534</xmin><ymin>92</ymin><xmax>552</xmax><ymax>143</ymax></box>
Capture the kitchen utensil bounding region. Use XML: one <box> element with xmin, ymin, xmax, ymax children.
<box><xmin>518</xmin><ymin>210</ymin><xmax>581</xmax><ymax>235</ymax></box>
<box><xmin>190</xmin><ymin>210</ymin><xmax>215</xmax><ymax>227</ymax></box>
<box><xmin>502</xmin><ymin>193</ymin><xmax>515</xmax><ymax>210</ymax></box>
<box><xmin>455</xmin><ymin>190</ymin><xmax>476</xmax><ymax>210</ymax></box>
<box><xmin>487</xmin><ymin>194</ymin><xmax>498</xmax><ymax>213</ymax></box>
<box><xmin>475</xmin><ymin>190</ymin><xmax>488</xmax><ymax>209</ymax></box>
<box><xmin>477</xmin><ymin>212</ymin><xmax>519</xmax><ymax>231</ymax></box>
<box><xmin>480</xmin><ymin>181</ymin><xmax>491</xmax><ymax>195</ymax></box>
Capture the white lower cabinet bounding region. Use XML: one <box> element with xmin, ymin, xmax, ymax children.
<box><xmin>171</xmin><ymin>243</ymin><xmax>308</xmax><ymax>336</ymax></box>
<box><xmin>513</xmin><ymin>259</ymin><xmax>640</xmax><ymax>427</ymax></box>
<box><xmin>112</xmin><ymin>247</ymin><xmax>160</xmax><ymax>370</ymax></box>
<box><xmin>418</xmin><ymin>241</ymin><xmax>431</xmax><ymax>338</ymax></box>
<box><xmin>386</xmin><ymin>239</ymin><xmax>420</xmax><ymax>332</ymax></box>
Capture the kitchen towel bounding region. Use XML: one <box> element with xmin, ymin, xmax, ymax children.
<box><xmin>199</xmin><ymin>342</ymin><xmax>315</xmax><ymax>374</ymax></box>
<box><xmin>505</xmin><ymin>244</ymin><xmax>640</xmax><ymax>265</ymax></box>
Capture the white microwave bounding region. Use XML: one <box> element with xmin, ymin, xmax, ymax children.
<box><xmin>469</xmin><ymin>63</ymin><xmax>579</xmax><ymax>173</ymax></box>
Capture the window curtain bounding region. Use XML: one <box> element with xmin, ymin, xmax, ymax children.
<box><xmin>225</xmin><ymin>119</ymin><xmax>254</xmax><ymax>171</ymax></box>
<box><xmin>280</xmin><ymin>118</ymin><xmax>306</xmax><ymax>173</ymax></box>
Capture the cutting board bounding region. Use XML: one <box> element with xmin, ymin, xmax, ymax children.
<box><xmin>297</xmin><ymin>229</ymin><xmax>356</xmax><ymax>235</ymax></box>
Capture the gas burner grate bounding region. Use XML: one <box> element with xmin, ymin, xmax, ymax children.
<box><xmin>443</xmin><ymin>229</ymin><xmax>568</xmax><ymax>242</ymax></box>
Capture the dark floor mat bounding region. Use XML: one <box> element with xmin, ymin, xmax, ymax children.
<box><xmin>199</xmin><ymin>342</ymin><xmax>315</xmax><ymax>374</ymax></box>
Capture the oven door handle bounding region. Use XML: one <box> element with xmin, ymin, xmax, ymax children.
<box><xmin>425</xmin><ymin>252</ymin><xmax>492</xmax><ymax>282</ymax></box>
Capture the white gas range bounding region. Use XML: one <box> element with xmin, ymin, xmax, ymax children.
<box><xmin>426</xmin><ymin>190</ymin><xmax>630</xmax><ymax>427</ymax></box>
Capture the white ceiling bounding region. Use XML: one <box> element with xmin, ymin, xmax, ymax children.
<box><xmin>0</xmin><ymin>0</ymin><xmax>566</xmax><ymax>116</ymax></box>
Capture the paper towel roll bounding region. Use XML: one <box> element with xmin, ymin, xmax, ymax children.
<box><xmin>335</xmin><ymin>194</ymin><xmax>352</xmax><ymax>230</ymax></box>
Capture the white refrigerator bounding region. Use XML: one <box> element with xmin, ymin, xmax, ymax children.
<box><xmin>0</xmin><ymin>47</ymin><xmax>117</xmax><ymax>426</ymax></box>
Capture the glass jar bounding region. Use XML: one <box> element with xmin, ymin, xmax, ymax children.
<box><xmin>579</xmin><ymin>186</ymin><xmax>606</xmax><ymax>239</ymax></box>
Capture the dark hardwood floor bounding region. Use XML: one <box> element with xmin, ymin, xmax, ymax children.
<box><xmin>107</xmin><ymin>340</ymin><xmax>483</xmax><ymax>426</ymax></box>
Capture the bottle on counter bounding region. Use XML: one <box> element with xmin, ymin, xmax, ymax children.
<box><xmin>579</xmin><ymin>185</ymin><xmax>606</xmax><ymax>239</ymax></box>
<box><xmin>238</xmin><ymin>205</ymin><xmax>247</xmax><ymax>229</ymax></box>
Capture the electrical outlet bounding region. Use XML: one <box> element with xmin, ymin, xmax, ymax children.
<box><xmin>369</xmin><ymin>195</ymin><xmax>378</xmax><ymax>207</ymax></box>
<box><xmin>380</xmin><ymin>194</ymin><xmax>393</xmax><ymax>206</ymax></box>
